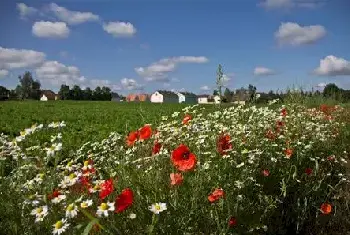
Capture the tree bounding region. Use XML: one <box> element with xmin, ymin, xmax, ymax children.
<box><xmin>71</xmin><ymin>85</ymin><xmax>83</xmax><ymax>100</ymax></box>
<box><xmin>58</xmin><ymin>85</ymin><xmax>70</xmax><ymax>100</ymax></box>
<box><xmin>0</xmin><ymin>86</ymin><xmax>9</xmax><ymax>100</ymax></box>
<box><xmin>224</xmin><ymin>88</ymin><xmax>232</xmax><ymax>103</ymax></box>
<box><xmin>83</xmin><ymin>87</ymin><xmax>92</xmax><ymax>100</ymax></box>
<box><xmin>101</xmin><ymin>86</ymin><xmax>112</xmax><ymax>101</ymax></box>
<box><xmin>323</xmin><ymin>83</ymin><xmax>340</xmax><ymax>98</ymax></box>
<box><xmin>248</xmin><ymin>84</ymin><xmax>257</xmax><ymax>102</ymax></box>
<box><xmin>17</xmin><ymin>71</ymin><xmax>40</xmax><ymax>99</ymax></box>
<box><xmin>31</xmin><ymin>80</ymin><xmax>41</xmax><ymax>100</ymax></box>
<box><xmin>93</xmin><ymin>86</ymin><xmax>102</xmax><ymax>100</ymax></box>
<box><xmin>213</xmin><ymin>90</ymin><xmax>219</xmax><ymax>96</ymax></box>
<box><xmin>216</xmin><ymin>64</ymin><xmax>224</xmax><ymax>103</ymax></box>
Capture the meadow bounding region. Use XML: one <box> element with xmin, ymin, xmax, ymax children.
<box><xmin>1</xmin><ymin>99</ymin><xmax>350</xmax><ymax>235</ymax></box>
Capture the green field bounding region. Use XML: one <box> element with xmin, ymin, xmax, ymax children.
<box><xmin>0</xmin><ymin>101</ymin><xmax>189</xmax><ymax>152</ymax></box>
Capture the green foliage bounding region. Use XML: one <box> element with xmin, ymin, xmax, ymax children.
<box><xmin>216</xmin><ymin>64</ymin><xmax>224</xmax><ymax>103</ymax></box>
<box><xmin>16</xmin><ymin>71</ymin><xmax>41</xmax><ymax>100</ymax></box>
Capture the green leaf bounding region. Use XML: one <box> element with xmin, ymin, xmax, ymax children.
<box><xmin>82</xmin><ymin>218</ymin><xmax>98</xmax><ymax>235</ymax></box>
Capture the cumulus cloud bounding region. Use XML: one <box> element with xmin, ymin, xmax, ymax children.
<box><xmin>316</xmin><ymin>82</ymin><xmax>327</xmax><ymax>88</ymax></box>
<box><xmin>275</xmin><ymin>22</ymin><xmax>326</xmax><ymax>46</ymax></box>
<box><xmin>200</xmin><ymin>85</ymin><xmax>210</xmax><ymax>91</ymax></box>
<box><xmin>48</xmin><ymin>3</ymin><xmax>99</xmax><ymax>25</ymax></box>
<box><xmin>121</xmin><ymin>78</ymin><xmax>144</xmax><ymax>90</ymax></box>
<box><xmin>313</xmin><ymin>55</ymin><xmax>350</xmax><ymax>76</ymax></box>
<box><xmin>0</xmin><ymin>47</ymin><xmax>46</xmax><ymax>70</ymax></box>
<box><xmin>254</xmin><ymin>67</ymin><xmax>276</xmax><ymax>76</ymax></box>
<box><xmin>32</xmin><ymin>21</ymin><xmax>70</xmax><ymax>38</ymax></box>
<box><xmin>17</xmin><ymin>3</ymin><xmax>38</xmax><ymax>19</ymax></box>
<box><xmin>89</xmin><ymin>79</ymin><xmax>121</xmax><ymax>91</ymax></box>
<box><xmin>260</xmin><ymin>0</ymin><xmax>323</xmax><ymax>9</ymax></box>
<box><xmin>135</xmin><ymin>56</ymin><xmax>209</xmax><ymax>82</ymax></box>
<box><xmin>0</xmin><ymin>69</ymin><xmax>9</xmax><ymax>78</ymax></box>
<box><xmin>103</xmin><ymin>22</ymin><xmax>137</xmax><ymax>38</ymax></box>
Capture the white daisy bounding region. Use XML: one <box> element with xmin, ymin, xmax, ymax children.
<box><xmin>96</xmin><ymin>202</ymin><xmax>115</xmax><ymax>217</ymax></box>
<box><xmin>59</xmin><ymin>173</ymin><xmax>78</xmax><ymax>188</ymax></box>
<box><xmin>52</xmin><ymin>219</ymin><xmax>69</xmax><ymax>235</ymax></box>
<box><xmin>30</xmin><ymin>206</ymin><xmax>48</xmax><ymax>222</ymax></box>
<box><xmin>80</xmin><ymin>199</ymin><xmax>93</xmax><ymax>209</ymax></box>
<box><xmin>51</xmin><ymin>194</ymin><xmax>66</xmax><ymax>204</ymax></box>
<box><xmin>149</xmin><ymin>202</ymin><xmax>167</xmax><ymax>214</ymax></box>
<box><xmin>65</xmin><ymin>203</ymin><xmax>78</xmax><ymax>219</ymax></box>
<box><xmin>128</xmin><ymin>213</ymin><xmax>137</xmax><ymax>219</ymax></box>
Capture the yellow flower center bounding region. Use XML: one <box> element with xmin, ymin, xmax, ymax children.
<box><xmin>20</xmin><ymin>131</ymin><xmax>26</xmax><ymax>136</ymax></box>
<box><xmin>100</xmin><ymin>203</ymin><xmax>108</xmax><ymax>210</ymax></box>
<box><xmin>81</xmin><ymin>202</ymin><xmax>87</xmax><ymax>208</ymax></box>
<box><xmin>155</xmin><ymin>205</ymin><xmax>161</xmax><ymax>211</ymax></box>
<box><xmin>36</xmin><ymin>207</ymin><xmax>43</xmax><ymax>214</ymax></box>
<box><xmin>50</xmin><ymin>146</ymin><xmax>55</xmax><ymax>151</ymax></box>
<box><xmin>67</xmin><ymin>204</ymin><xmax>74</xmax><ymax>211</ymax></box>
<box><xmin>67</xmin><ymin>161</ymin><xmax>73</xmax><ymax>167</ymax></box>
<box><xmin>39</xmin><ymin>173</ymin><xmax>44</xmax><ymax>179</ymax></box>
<box><xmin>84</xmin><ymin>161</ymin><xmax>89</xmax><ymax>167</ymax></box>
<box><xmin>94</xmin><ymin>184</ymin><xmax>100</xmax><ymax>190</ymax></box>
<box><xmin>55</xmin><ymin>220</ymin><xmax>63</xmax><ymax>229</ymax></box>
<box><xmin>69</xmin><ymin>173</ymin><xmax>76</xmax><ymax>180</ymax></box>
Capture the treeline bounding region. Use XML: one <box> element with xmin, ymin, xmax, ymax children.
<box><xmin>58</xmin><ymin>84</ymin><xmax>116</xmax><ymax>101</ymax></box>
<box><xmin>0</xmin><ymin>71</ymin><xmax>121</xmax><ymax>101</ymax></box>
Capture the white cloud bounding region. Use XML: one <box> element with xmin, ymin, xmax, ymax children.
<box><xmin>89</xmin><ymin>79</ymin><xmax>121</xmax><ymax>91</ymax></box>
<box><xmin>0</xmin><ymin>47</ymin><xmax>46</xmax><ymax>70</ymax></box>
<box><xmin>316</xmin><ymin>82</ymin><xmax>327</xmax><ymax>88</ymax></box>
<box><xmin>121</xmin><ymin>78</ymin><xmax>144</xmax><ymax>90</ymax></box>
<box><xmin>17</xmin><ymin>3</ymin><xmax>38</xmax><ymax>19</ymax></box>
<box><xmin>254</xmin><ymin>66</ymin><xmax>276</xmax><ymax>76</ymax></box>
<box><xmin>103</xmin><ymin>22</ymin><xmax>137</xmax><ymax>38</ymax></box>
<box><xmin>135</xmin><ymin>56</ymin><xmax>209</xmax><ymax>82</ymax></box>
<box><xmin>35</xmin><ymin>60</ymin><xmax>86</xmax><ymax>86</ymax></box>
<box><xmin>275</xmin><ymin>22</ymin><xmax>326</xmax><ymax>46</ymax></box>
<box><xmin>260</xmin><ymin>0</ymin><xmax>322</xmax><ymax>9</ymax></box>
<box><xmin>313</xmin><ymin>55</ymin><xmax>350</xmax><ymax>76</ymax></box>
<box><xmin>0</xmin><ymin>69</ymin><xmax>9</xmax><ymax>78</ymax></box>
<box><xmin>32</xmin><ymin>21</ymin><xmax>70</xmax><ymax>39</ymax></box>
<box><xmin>48</xmin><ymin>3</ymin><xmax>99</xmax><ymax>25</ymax></box>
<box><xmin>200</xmin><ymin>85</ymin><xmax>210</xmax><ymax>91</ymax></box>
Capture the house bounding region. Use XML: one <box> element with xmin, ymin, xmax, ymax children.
<box><xmin>40</xmin><ymin>90</ymin><xmax>57</xmax><ymax>101</ymax></box>
<box><xmin>126</xmin><ymin>93</ymin><xmax>150</xmax><ymax>102</ymax></box>
<box><xmin>126</xmin><ymin>94</ymin><xmax>137</xmax><ymax>102</ymax></box>
<box><xmin>197</xmin><ymin>94</ymin><xmax>210</xmax><ymax>104</ymax></box>
<box><xmin>210</xmin><ymin>95</ymin><xmax>220</xmax><ymax>104</ymax></box>
<box><xmin>111</xmin><ymin>93</ymin><xmax>122</xmax><ymax>102</ymax></box>
<box><xmin>137</xmin><ymin>94</ymin><xmax>150</xmax><ymax>102</ymax></box>
<box><xmin>150</xmin><ymin>90</ymin><xmax>179</xmax><ymax>103</ymax></box>
<box><xmin>179</xmin><ymin>92</ymin><xmax>197</xmax><ymax>104</ymax></box>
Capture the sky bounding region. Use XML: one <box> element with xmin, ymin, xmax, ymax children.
<box><xmin>0</xmin><ymin>0</ymin><xmax>350</xmax><ymax>95</ymax></box>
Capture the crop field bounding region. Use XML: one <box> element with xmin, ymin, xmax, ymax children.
<box><xmin>1</xmin><ymin>100</ymin><xmax>350</xmax><ymax>235</ymax></box>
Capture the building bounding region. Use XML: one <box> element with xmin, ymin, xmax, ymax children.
<box><xmin>197</xmin><ymin>94</ymin><xmax>209</xmax><ymax>104</ymax></box>
<box><xmin>40</xmin><ymin>90</ymin><xmax>57</xmax><ymax>101</ymax></box>
<box><xmin>179</xmin><ymin>92</ymin><xmax>197</xmax><ymax>104</ymax></box>
<box><xmin>126</xmin><ymin>93</ymin><xmax>150</xmax><ymax>102</ymax></box>
<box><xmin>150</xmin><ymin>90</ymin><xmax>179</xmax><ymax>103</ymax></box>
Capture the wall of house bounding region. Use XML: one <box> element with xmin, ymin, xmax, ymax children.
<box><xmin>198</xmin><ymin>97</ymin><xmax>208</xmax><ymax>103</ymax></box>
<box><xmin>40</xmin><ymin>95</ymin><xmax>48</xmax><ymax>101</ymax></box>
<box><xmin>178</xmin><ymin>94</ymin><xmax>185</xmax><ymax>103</ymax></box>
<box><xmin>163</xmin><ymin>96</ymin><xmax>178</xmax><ymax>103</ymax></box>
<box><xmin>184</xmin><ymin>96</ymin><xmax>197</xmax><ymax>104</ymax></box>
<box><xmin>150</xmin><ymin>93</ymin><xmax>163</xmax><ymax>103</ymax></box>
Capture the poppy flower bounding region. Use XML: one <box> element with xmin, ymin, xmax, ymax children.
<box><xmin>208</xmin><ymin>188</ymin><xmax>225</xmax><ymax>203</ymax></box>
<box><xmin>182</xmin><ymin>114</ymin><xmax>192</xmax><ymax>125</ymax></box>
<box><xmin>276</xmin><ymin>120</ymin><xmax>284</xmax><ymax>127</ymax></box>
<box><xmin>262</xmin><ymin>169</ymin><xmax>270</xmax><ymax>177</ymax></box>
<box><xmin>115</xmin><ymin>188</ymin><xmax>134</xmax><ymax>213</ymax></box>
<box><xmin>171</xmin><ymin>144</ymin><xmax>197</xmax><ymax>172</ymax></box>
<box><xmin>265</xmin><ymin>129</ymin><xmax>275</xmax><ymax>140</ymax></box>
<box><xmin>305</xmin><ymin>168</ymin><xmax>313</xmax><ymax>175</ymax></box>
<box><xmin>228</xmin><ymin>217</ymin><xmax>237</xmax><ymax>227</ymax></box>
<box><xmin>281</xmin><ymin>108</ymin><xmax>287</xmax><ymax>117</ymax></box>
<box><xmin>320</xmin><ymin>203</ymin><xmax>332</xmax><ymax>215</ymax></box>
<box><xmin>170</xmin><ymin>173</ymin><xmax>183</xmax><ymax>186</ymax></box>
<box><xmin>126</xmin><ymin>131</ymin><xmax>139</xmax><ymax>146</ymax></box>
<box><xmin>217</xmin><ymin>134</ymin><xmax>233</xmax><ymax>155</ymax></box>
<box><xmin>327</xmin><ymin>155</ymin><xmax>335</xmax><ymax>161</ymax></box>
<box><xmin>285</xmin><ymin>148</ymin><xmax>293</xmax><ymax>158</ymax></box>
<box><xmin>152</xmin><ymin>142</ymin><xmax>162</xmax><ymax>155</ymax></box>
<box><xmin>99</xmin><ymin>178</ymin><xmax>114</xmax><ymax>200</ymax></box>
<box><xmin>48</xmin><ymin>189</ymin><xmax>61</xmax><ymax>200</ymax></box>
<box><xmin>139</xmin><ymin>125</ymin><xmax>152</xmax><ymax>141</ymax></box>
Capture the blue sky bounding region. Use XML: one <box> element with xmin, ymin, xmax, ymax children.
<box><xmin>0</xmin><ymin>0</ymin><xmax>350</xmax><ymax>95</ymax></box>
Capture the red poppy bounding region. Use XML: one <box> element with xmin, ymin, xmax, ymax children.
<box><xmin>139</xmin><ymin>125</ymin><xmax>152</xmax><ymax>141</ymax></box>
<box><xmin>305</xmin><ymin>168</ymin><xmax>313</xmax><ymax>175</ymax></box>
<box><xmin>48</xmin><ymin>189</ymin><xmax>60</xmax><ymax>200</ymax></box>
<box><xmin>217</xmin><ymin>134</ymin><xmax>233</xmax><ymax>155</ymax></box>
<box><xmin>327</xmin><ymin>155</ymin><xmax>335</xmax><ymax>161</ymax></box>
<box><xmin>285</xmin><ymin>148</ymin><xmax>293</xmax><ymax>158</ymax></box>
<box><xmin>126</xmin><ymin>131</ymin><xmax>139</xmax><ymax>146</ymax></box>
<box><xmin>171</xmin><ymin>144</ymin><xmax>197</xmax><ymax>172</ymax></box>
<box><xmin>79</xmin><ymin>176</ymin><xmax>92</xmax><ymax>192</ymax></box>
<box><xmin>115</xmin><ymin>188</ymin><xmax>134</xmax><ymax>213</ymax></box>
<box><xmin>99</xmin><ymin>178</ymin><xmax>114</xmax><ymax>200</ymax></box>
<box><xmin>265</xmin><ymin>129</ymin><xmax>275</xmax><ymax>140</ymax></box>
<box><xmin>170</xmin><ymin>173</ymin><xmax>183</xmax><ymax>186</ymax></box>
<box><xmin>320</xmin><ymin>104</ymin><xmax>335</xmax><ymax>115</ymax></box>
<box><xmin>228</xmin><ymin>217</ymin><xmax>237</xmax><ymax>227</ymax></box>
<box><xmin>208</xmin><ymin>188</ymin><xmax>225</xmax><ymax>203</ymax></box>
<box><xmin>152</xmin><ymin>142</ymin><xmax>162</xmax><ymax>155</ymax></box>
<box><xmin>276</xmin><ymin>120</ymin><xmax>284</xmax><ymax>127</ymax></box>
<box><xmin>281</xmin><ymin>108</ymin><xmax>287</xmax><ymax>117</ymax></box>
<box><xmin>262</xmin><ymin>169</ymin><xmax>270</xmax><ymax>177</ymax></box>
<box><xmin>182</xmin><ymin>114</ymin><xmax>192</xmax><ymax>125</ymax></box>
<box><xmin>320</xmin><ymin>203</ymin><xmax>332</xmax><ymax>215</ymax></box>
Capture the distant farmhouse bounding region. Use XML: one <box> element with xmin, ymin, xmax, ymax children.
<box><xmin>126</xmin><ymin>93</ymin><xmax>150</xmax><ymax>102</ymax></box>
<box><xmin>150</xmin><ymin>90</ymin><xmax>179</xmax><ymax>103</ymax></box>
<box><xmin>40</xmin><ymin>90</ymin><xmax>58</xmax><ymax>101</ymax></box>
<box><xmin>197</xmin><ymin>94</ymin><xmax>209</xmax><ymax>104</ymax></box>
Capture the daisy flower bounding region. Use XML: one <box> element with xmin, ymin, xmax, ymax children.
<box><xmin>96</xmin><ymin>202</ymin><xmax>115</xmax><ymax>217</ymax></box>
<box><xmin>149</xmin><ymin>202</ymin><xmax>167</xmax><ymax>214</ymax></box>
<box><xmin>52</xmin><ymin>219</ymin><xmax>69</xmax><ymax>235</ymax></box>
<box><xmin>65</xmin><ymin>203</ymin><xmax>78</xmax><ymax>219</ymax></box>
<box><xmin>80</xmin><ymin>199</ymin><xmax>93</xmax><ymax>209</ymax></box>
<box><xmin>30</xmin><ymin>206</ymin><xmax>48</xmax><ymax>223</ymax></box>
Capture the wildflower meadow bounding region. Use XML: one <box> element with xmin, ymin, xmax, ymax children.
<box><xmin>1</xmin><ymin>100</ymin><xmax>350</xmax><ymax>235</ymax></box>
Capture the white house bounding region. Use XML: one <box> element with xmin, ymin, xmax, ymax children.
<box><xmin>40</xmin><ymin>95</ymin><xmax>48</xmax><ymax>101</ymax></box>
<box><xmin>213</xmin><ymin>95</ymin><xmax>221</xmax><ymax>104</ymax></box>
<box><xmin>150</xmin><ymin>91</ymin><xmax>163</xmax><ymax>103</ymax></box>
<box><xmin>176</xmin><ymin>92</ymin><xmax>185</xmax><ymax>103</ymax></box>
<box><xmin>197</xmin><ymin>95</ymin><xmax>209</xmax><ymax>104</ymax></box>
<box><xmin>150</xmin><ymin>91</ymin><xmax>179</xmax><ymax>103</ymax></box>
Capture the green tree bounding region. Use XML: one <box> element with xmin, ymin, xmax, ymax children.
<box><xmin>93</xmin><ymin>86</ymin><xmax>102</xmax><ymax>100</ymax></box>
<box><xmin>213</xmin><ymin>90</ymin><xmax>219</xmax><ymax>96</ymax></box>
<box><xmin>83</xmin><ymin>87</ymin><xmax>92</xmax><ymax>100</ymax></box>
<box><xmin>71</xmin><ymin>85</ymin><xmax>83</xmax><ymax>100</ymax></box>
<box><xmin>216</xmin><ymin>64</ymin><xmax>224</xmax><ymax>103</ymax></box>
<box><xmin>248</xmin><ymin>84</ymin><xmax>257</xmax><ymax>102</ymax></box>
<box><xmin>30</xmin><ymin>80</ymin><xmax>41</xmax><ymax>100</ymax></box>
<box><xmin>101</xmin><ymin>86</ymin><xmax>112</xmax><ymax>101</ymax></box>
<box><xmin>224</xmin><ymin>88</ymin><xmax>232</xmax><ymax>103</ymax></box>
<box><xmin>58</xmin><ymin>85</ymin><xmax>70</xmax><ymax>100</ymax></box>
<box><xmin>323</xmin><ymin>83</ymin><xmax>340</xmax><ymax>98</ymax></box>
<box><xmin>17</xmin><ymin>71</ymin><xmax>41</xmax><ymax>99</ymax></box>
